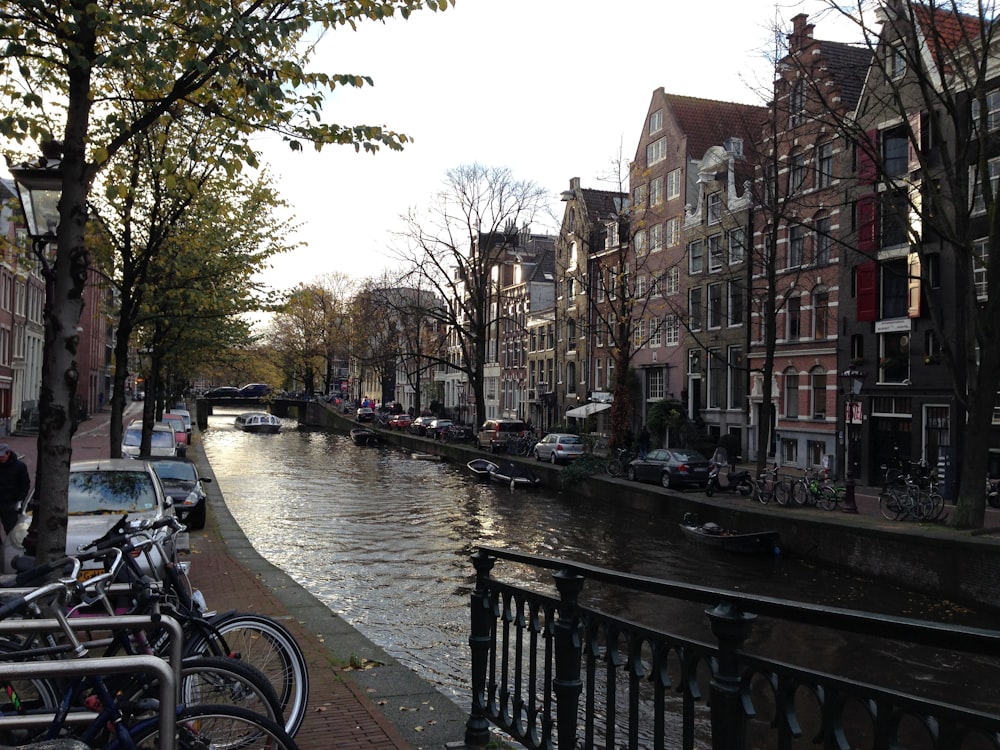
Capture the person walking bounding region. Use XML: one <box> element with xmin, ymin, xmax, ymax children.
<box><xmin>638</xmin><ymin>425</ymin><xmax>651</xmax><ymax>460</ymax></box>
<box><xmin>0</xmin><ymin>443</ymin><xmax>30</xmax><ymax>535</ymax></box>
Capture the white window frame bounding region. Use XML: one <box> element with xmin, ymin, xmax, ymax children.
<box><xmin>665</xmin><ymin>267</ymin><xmax>679</xmax><ymax>296</ymax></box>
<box><xmin>707</xmin><ymin>192</ymin><xmax>723</xmax><ymax>225</ymax></box>
<box><xmin>649</xmin><ymin>108</ymin><xmax>663</xmax><ymax>134</ymax></box>
<box><xmin>728</xmin><ymin>228</ymin><xmax>745</xmax><ymax>264</ymax></box>
<box><xmin>666</xmin><ymin>217</ymin><xmax>680</xmax><ymax>247</ymax></box>
<box><xmin>648</xmin><ymin>368</ymin><xmax>665</xmax><ymax>400</ymax></box>
<box><xmin>647</xmin><ymin>137</ymin><xmax>667</xmax><ymax>166</ymax></box>
<box><xmin>974</xmin><ymin>236</ymin><xmax>989</xmax><ymax>300</ymax></box>
<box><xmin>969</xmin><ymin>156</ymin><xmax>1000</xmax><ymax>215</ymax></box>
<box><xmin>708</xmin><ymin>234</ymin><xmax>723</xmax><ymax>272</ymax></box>
<box><xmin>667</xmin><ymin>169</ymin><xmax>682</xmax><ymax>200</ymax></box>
<box><xmin>650</xmin><ymin>176</ymin><xmax>664</xmax><ymax>206</ymax></box>
<box><xmin>688</xmin><ymin>240</ymin><xmax>704</xmax><ymax>274</ymax></box>
<box><xmin>665</xmin><ymin>314</ymin><xmax>680</xmax><ymax>345</ymax></box>
<box><xmin>649</xmin><ymin>223</ymin><xmax>663</xmax><ymax>252</ymax></box>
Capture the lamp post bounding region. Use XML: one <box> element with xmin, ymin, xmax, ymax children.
<box><xmin>7</xmin><ymin>144</ymin><xmax>63</xmax><ymax>252</ymax></box>
<box><xmin>457</xmin><ymin>381</ymin><xmax>466</xmax><ymax>426</ymax></box>
<box><xmin>839</xmin><ymin>368</ymin><xmax>866</xmax><ymax>514</ymax></box>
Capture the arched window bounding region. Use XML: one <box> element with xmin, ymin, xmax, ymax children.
<box><xmin>566</xmin><ymin>361</ymin><xmax>576</xmax><ymax>387</ymax></box>
<box><xmin>810</xmin><ymin>367</ymin><xmax>827</xmax><ymax>419</ymax></box>
<box><xmin>812</xmin><ymin>287</ymin><xmax>829</xmax><ymax>340</ymax></box>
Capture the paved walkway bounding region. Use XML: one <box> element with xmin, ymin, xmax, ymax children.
<box><xmin>5</xmin><ymin>406</ymin><xmax>472</xmax><ymax>750</ymax></box>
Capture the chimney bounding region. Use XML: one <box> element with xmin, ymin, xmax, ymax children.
<box><xmin>788</xmin><ymin>14</ymin><xmax>814</xmax><ymax>54</ymax></box>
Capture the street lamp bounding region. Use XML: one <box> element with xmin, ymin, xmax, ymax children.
<box><xmin>839</xmin><ymin>368</ymin><xmax>866</xmax><ymax>514</ymax></box>
<box><xmin>457</xmin><ymin>381</ymin><xmax>466</xmax><ymax>426</ymax></box>
<box><xmin>7</xmin><ymin>144</ymin><xmax>63</xmax><ymax>248</ymax></box>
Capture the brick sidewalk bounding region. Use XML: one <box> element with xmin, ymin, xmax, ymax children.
<box><xmin>7</xmin><ymin>407</ymin><xmax>470</xmax><ymax>750</ymax></box>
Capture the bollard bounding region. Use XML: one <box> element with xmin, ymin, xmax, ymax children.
<box><xmin>552</xmin><ymin>568</ymin><xmax>585</xmax><ymax>750</ymax></box>
<box><xmin>466</xmin><ymin>550</ymin><xmax>497</xmax><ymax>746</ymax></box>
<box><xmin>706</xmin><ymin>601</ymin><xmax>756</xmax><ymax>750</ymax></box>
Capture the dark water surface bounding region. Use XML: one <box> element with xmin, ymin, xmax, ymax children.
<box><xmin>200</xmin><ymin>411</ymin><xmax>1000</xmax><ymax>712</ymax></box>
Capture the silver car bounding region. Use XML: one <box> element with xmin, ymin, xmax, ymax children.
<box><xmin>533</xmin><ymin>433</ymin><xmax>585</xmax><ymax>464</ymax></box>
<box><xmin>2</xmin><ymin>458</ymin><xmax>175</xmax><ymax>576</ymax></box>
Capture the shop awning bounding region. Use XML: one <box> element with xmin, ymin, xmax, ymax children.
<box><xmin>565</xmin><ymin>402</ymin><xmax>612</xmax><ymax>419</ymax></box>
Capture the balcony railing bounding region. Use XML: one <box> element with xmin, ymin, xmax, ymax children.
<box><xmin>465</xmin><ymin>547</ymin><xmax>1000</xmax><ymax>750</ymax></box>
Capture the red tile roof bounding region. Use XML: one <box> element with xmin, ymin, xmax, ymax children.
<box><xmin>664</xmin><ymin>94</ymin><xmax>767</xmax><ymax>162</ymax></box>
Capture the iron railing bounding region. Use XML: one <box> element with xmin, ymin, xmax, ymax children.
<box><xmin>466</xmin><ymin>547</ymin><xmax>1000</xmax><ymax>750</ymax></box>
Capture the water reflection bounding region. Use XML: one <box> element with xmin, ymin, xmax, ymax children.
<box><xmin>200</xmin><ymin>410</ymin><xmax>999</xmax><ymax>710</ymax></box>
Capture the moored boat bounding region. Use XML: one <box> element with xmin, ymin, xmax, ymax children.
<box><xmin>679</xmin><ymin>513</ymin><xmax>780</xmax><ymax>556</ymax></box>
<box><xmin>490</xmin><ymin>461</ymin><xmax>542</xmax><ymax>489</ymax></box>
<box><xmin>235</xmin><ymin>412</ymin><xmax>282</xmax><ymax>434</ymax></box>
<box><xmin>467</xmin><ymin>458</ymin><xmax>499</xmax><ymax>479</ymax></box>
<box><xmin>350</xmin><ymin>427</ymin><xmax>379</xmax><ymax>446</ymax></box>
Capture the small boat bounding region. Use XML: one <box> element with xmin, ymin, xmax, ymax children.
<box><xmin>467</xmin><ymin>458</ymin><xmax>499</xmax><ymax>479</ymax></box>
<box><xmin>350</xmin><ymin>428</ymin><xmax>379</xmax><ymax>446</ymax></box>
<box><xmin>490</xmin><ymin>461</ymin><xmax>542</xmax><ymax>489</ymax></box>
<box><xmin>412</xmin><ymin>453</ymin><xmax>442</xmax><ymax>461</ymax></box>
<box><xmin>679</xmin><ymin>513</ymin><xmax>780</xmax><ymax>556</ymax></box>
<box><xmin>235</xmin><ymin>412</ymin><xmax>282</xmax><ymax>434</ymax></box>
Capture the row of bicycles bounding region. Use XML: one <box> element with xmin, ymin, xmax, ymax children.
<box><xmin>750</xmin><ymin>465</ymin><xmax>849</xmax><ymax>511</ymax></box>
<box><xmin>0</xmin><ymin>514</ymin><xmax>309</xmax><ymax>749</ymax></box>
<box><xmin>876</xmin><ymin>459</ymin><xmax>947</xmax><ymax>522</ymax></box>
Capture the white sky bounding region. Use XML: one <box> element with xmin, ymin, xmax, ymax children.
<box><xmin>255</xmin><ymin>0</ymin><xmax>861</xmax><ymax>293</ymax></box>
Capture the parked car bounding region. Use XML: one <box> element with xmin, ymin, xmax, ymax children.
<box><xmin>160</xmin><ymin>413</ymin><xmax>189</xmax><ymax>456</ymax></box>
<box><xmin>204</xmin><ymin>386</ymin><xmax>240</xmax><ymax>399</ymax></box>
<box><xmin>389</xmin><ymin>414</ymin><xmax>413</xmax><ymax>430</ymax></box>
<box><xmin>169</xmin><ymin>408</ymin><xmax>193</xmax><ymax>435</ymax></box>
<box><xmin>409</xmin><ymin>416</ymin><xmax>435</xmax><ymax>436</ymax></box>
<box><xmin>626</xmin><ymin>448</ymin><xmax>711</xmax><ymax>489</ymax></box>
<box><xmin>427</xmin><ymin>418</ymin><xmax>454</xmax><ymax>440</ymax></box>
<box><xmin>356</xmin><ymin>407</ymin><xmax>375</xmax><ymax>423</ymax></box>
<box><xmin>121</xmin><ymin>420</ymin><xmax>177</xmax><ymax>458</ymax></box>
<box><xmin>238</xmin><ymin>383</ymin><xmax>271</xmax><ymax>399</ymax></box>
<box><xmin>476</xmin><ymin>419</ymin><xmax>527</xmax><ymax>453</ymax></box>
<box><xmin>533</xmin><ymin>433</ymin><xmax>585</xmax><ymax>464</ymax></box>
<box><xmin>149</xmin><ymin>456</ymin><xmax>210</xmax><ymax>530</ymax></box>
<box><xmin>132</xmin><ymin>388</ymin><xmax>145</xmax><ymax>401</ymax></box>
<box><xmin>2</xmin><ymin>458</ymin><xmax>175</xmax><ymax>575</ymax></box>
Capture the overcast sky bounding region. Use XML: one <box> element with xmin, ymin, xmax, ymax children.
<box><xmin>255</xmin><ymin>1</ymin><xmax>859</xmax><ymax>293</ymax></box>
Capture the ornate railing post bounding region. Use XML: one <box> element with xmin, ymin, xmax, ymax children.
<box><xmin>552</xmin><ymin>568</ymin><xmax>585</xmax><ymax>749</ymax></box>
<box><xmin>466</xmin><ymin>550</ymin><xmax>497</xmax><ymax>746</ymax></box>
<box><xmin>706</xmin><ymin>601</ymin><xmax>756</xmax><ymax>750</ymax></box>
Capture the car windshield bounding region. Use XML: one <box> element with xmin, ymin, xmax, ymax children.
<box><xmin>123</xmin><ymin>428</ymin><xmax>175</xmax><ymax>448</ymax></box>
<box><xmin>150</xmin><ymin>461</ymin><xmax>197</xmax><ymax>483</ymax></box>
<box><xmin>68</xmin><ymin>470</ymin><xmax>158</xmax><ymax>514</ymax></box>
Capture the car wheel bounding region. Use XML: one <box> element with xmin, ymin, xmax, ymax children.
<box><xmin>186</xmin><ymin>502</ymin><xmax>207</xmax><ymax>531</ymax></box>
<box><xmin>661</xmin><ymin>472</ymin><xmax>672</xmax><ymax>489</ymax></box>
<box><xmin>549</xmin><ymin>452</ymin><xmax>557</xmax><ymax>465</ymax></box>
<box><xmin>627</xmin><ymin>467</ymin><xmax>636</xmax><ymax>481</ymax></box>
<box><xmin>534</xmin><ymin>449</ymin><xmax>541</xmax><ymax>462</ymax></box>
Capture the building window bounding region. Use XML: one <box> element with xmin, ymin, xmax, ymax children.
<box><xmin>648</xmin><ymin>368</ymin><xmax>665</xmax><ymax>400</ymax></box>
<box><xmin>707</xmin><ymin>192</ymin><xmax>723</xmax><ymax>224</ymax></box>
<box><xmin>649</xmin><ymin>108</ymin><xmax>663</xmax><ymax>134</ymax></box>
<box><xmin>689</xmin><ymin>287</ymin><xmax>703</xmax><ymax>331</ymax></box>
<box><xmin>887</xmin><ymin>43</ymin><xmax>906</xmax><ymax>79</ymax></box>
<box><xmin>970</xmin><ymin>156</ymin><xmax>1000</xmax><ymax>214</ymax></box>
<box><xmin>708</xmin><ymin>283</ymin><xmax>722</xmax><ymax>329</ymax></box>
<box><xmin>667</xmin><ymin>168</ymin><xmax>682</xmax><ymax>200</ymax></box>
<box><xmin>595</xmin><ymin>358</ymin><xmax>603</xmax><ymax>390</ymax></box>
<box><xmin>788</xmin><ymin>225</ymin><xmax>805</xmax><ymax>268</ymax></box>
<box><xmin>881</xmin><ymin>258</ymin><xmax>908</xmax><ymax>318</ymax></box>
<box><xmin>650</xmin><ymin>176</ymin><xmax>664</xmax><ymax>206</ymax></box>
<box><xmin>882</xmin><ymin>125</ymin><xmax>909</xmax><ymax>178</ymax></box>
<box><xmin>810</xmin><ymin>368</ymin><xmax>827</xmax><ymax>418</ymax></box>
<box><xmin>708</xmin><ymin>349</ymin><xmax>723</xmax><ymax>409</ymax></box>
<box><xmin>665</xmin><ymin>267</ymin><xmax>679</xmax><ymax>295</ymax></box>
<box><xmin>649</xmin><ymin>318</ymin><xmax>661</xmax><ymax>347</ymax></box>
<box><xmin>817</xmin><ymin>141</ymin><xmax>834</xmax><ymax>187</ymax></box>
<box><xmin>666</xmin><ymin>217</ymin><xmax>680</xmax><ymax>247</ymax></box>
<box><xmin>635</xmin><ymin>229</ymin><xmax>647</xmax><ymax>257</ymax></box>
<box><xmin>649</xmin><ymin>223</ymin><xmax>663</xmax><ymax>252</ymax></box>
<box><xmin>972</xmin><ymin>90</ymin><xmax>1000</xmax><ymax>133</ymax></box>
<box><xmin>781</xmin><ymin>438</ymin><xmax>799</xmax><ymax>465</ymax></box>
<box><xmin>633</xmin><ymin>318</ymin><xmax>644</xmax><ymax>348</ymax></box>
<box><xmin>635</xmin><ymin>275</ymin><xmax>646</xmax><ymax>298</ymax></box>
<box><xmin>789</xmin><ymin>152</ymin><xmax>806</xmax><ymax>193</ymax></box>
<box><xmin>688</xmin><ymin>240</ymin><xmax>704</xmax><ymax>274</ymax></box>
<box><xmin>974</xmin><ymin>237</ymin><xmax>989</xmax><ymax>300</ymax></box>
<box><xmin>786</xmin><ymin>295</ymin><xmax>801</xmax><ymax>340</ymax></box>
<box><xmin>633</xmin><ymin>184</ymin><xmax>646</xmax><ymax>209</ymax></box>
<box><xmin>815</xmin><ymin>216</ymin><xmax>831</xmax><ymax>265</ymax></box>
<box><xmin>728</xmin><ymin>282</ymin><xmax>744</xmax><ymax>326</ymax></box>
<box><xmin>665</xmin><ymin>314</ymin><xmax>680</xmax><ymax>345</ymax></box>
<box><xmin>647</xmin><ymin>137</ymin><xmax>667</xmax><ymax>166</ymax></box>
<box><xmin>784</xmin><ymin>369</ymin><xmax>799</xmax><ymax>418</ymax></box>
<box><xmin>790</xmin><ymin>79</ymin><xmax>806</xmax><ymax>127</ymax></box>
<box><xmin>566</xmin><ymin>361</ymin><xmax>576</xmax><ymax>387</ymax></box>
<box><xmin>879</xmin><ymin>331</ymin><xmax>910</xmax><ymax>384</ymax></box>
<box><xmin>566</xmin><ymin>319</ymin><xmax>576</xmax><ymax>351</ymax></box>
<box><xmin>708</xmin><ymin>234</ymin><xmax>723</xmax><ymax>271</ymax></box>
<box><xmin>729</xmin><ymin>345</ymin><xmax>745</xmax><ymax>410</ymax></box>
<box><xmin>813</xmin><ymin>290</ymin><xmax>829</xmax><ymax>339</ymax></box>
<box><xmin>728</xmin><ymin>228</ymin><xmax>745</xmax><ymax>264</ymax></box>
<box><xmin>605</xmin><ymin>220</ymin><xmax>619</xmax><ymax>249</ymax></box>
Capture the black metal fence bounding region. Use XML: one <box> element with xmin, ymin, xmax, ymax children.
<box><xmin>466</xmin><ymin>547</ymin><xmax>1000</xmax><ymax>750</ymax></box>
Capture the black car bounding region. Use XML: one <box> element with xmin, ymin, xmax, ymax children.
<box><xmin>204</xmin><ymin>386</ymin><xmax>240</xmax><ymax>399</ymax></box>
<box><xmin>148</xmin><ymin>457</ymin><xmax>211</xmax><ymax>530</ymax></box>
<box><xmin>626</xmin><ymin>448</ymin><xmax>711</xmax><ymax>489</ymax></box>
<box><xmin>238</xmin><ymin>383</ymin><xmax>271</xmax><ymax>399</ymax></box>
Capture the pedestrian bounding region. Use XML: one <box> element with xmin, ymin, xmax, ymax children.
<box><xmin>638</xmin><ymin>425</ymin><xmax>650</xmax><ymax>460</ymax></box>
<box><xmin>0</xmin><ymin>443</ymin><xmax>30</xmax><ymax>535</ymax></box>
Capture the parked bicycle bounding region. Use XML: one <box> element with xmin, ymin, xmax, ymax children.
<box><xmin>790</xmin><ymin>467</ymin><xmax>838</xmax><ymax>507</ymax></box>
<box><xmin>606</xmin><ymin>448</ymin><xmax>636</xmax><ymax>477</ymax></box>
<box><xmin>878</xmin><ymin>463</ymin><xmax>946</xmax><ymax>522</ymax></box>
<box><xmin>752</xmin><ymin>464</ymin><xmax>789</xmax><ymax>505</ymax></box>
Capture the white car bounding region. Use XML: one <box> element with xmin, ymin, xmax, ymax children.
<box><xmin>533</xmin><ymin>433</ymin><xmax>586</xmax><ymax>464</ymax></box>
<box><xmin>121</xmin><ymin>420</ymin><xmax>177</xmax><ymax>458</ymax></box>
<box><xmin>2</xmin><ymin>458</ymin><xmax>175</xmax><ymax>576</ymax></box>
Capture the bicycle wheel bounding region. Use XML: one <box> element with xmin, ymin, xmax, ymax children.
<box><xmin>753</xmin><ymin>480</ymin><xmax>771</xmax><ymax>505</ymax></box>
<box><xmin>817</xmin><ymin>486</ymin><xmax>840</xmax><ymax>511</ymax></box>
<box><xmin>774</xmin><ymin>480</ymin><xmax>790</xmax><ymax>506</ymax></box>
<box><xmin>0</xmin><ymin>639</ymin><xmax>62</xmax><ymax>747</ymax></box>
<box><xmin>179</xmin><ymin>657</ymin><xmax>283</xmax><ymax>725</ymax></box>
<box><xmin>607</xmin><ymin>459</ymin><xmax>624</xmax><ymax>477</ymax></box>
<box><xmin>185</xmin><ymin>613</ymin><xmax>308</xmax><ymax>738</ymax></box>
<box><xmin>129</xmin><ymin>703</ymin><xmax>299</xmax><ymax>750</ymax></box>
<box><xmin>791</xmin><ymin>480</ymin><xmax>809</xmax><ymax>506</ymax></box>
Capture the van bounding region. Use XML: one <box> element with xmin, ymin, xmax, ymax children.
<box><xmin>121</xmin><ymin>420</ymin><xmax>177</xmax><ymax>459</ymax></box>
<box><xmin>477</xmin><ymin>419</ymin><xmax>527</xmax><ymax>453</ymax></box>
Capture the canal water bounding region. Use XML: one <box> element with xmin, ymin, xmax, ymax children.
<box><xmin>200</xmin><ymin>410</ymin><xmax>1000</xmax><ymax>713</ymax></box>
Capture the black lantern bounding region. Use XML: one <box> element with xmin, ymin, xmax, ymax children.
<box><xmin>838</xmin><ymin>368</ymin><xmax>867</xmax><ymax>513</ymax></box>
<box><xmin>7</xmin><ymin>143</ymin><xmax>63</xmax><ymax>244</ymax></box>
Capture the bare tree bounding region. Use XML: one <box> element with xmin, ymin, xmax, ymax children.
<box><xmin>392</xmin><ymin>164</ymin><xmax>548</xmax><ymax>426</ymax></box>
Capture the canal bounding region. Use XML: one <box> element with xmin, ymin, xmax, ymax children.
<box><xmin>200</xmin><ymin>409</ymin><xmax>1000</xmax><ymax>713</ymax></box>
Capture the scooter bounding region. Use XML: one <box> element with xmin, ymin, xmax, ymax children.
<box><xmin>705</xmin><ymin>447</ymin><xmax>753</xmax><ymax>497</ymax></box>
<box><xmin>987</xmin><ymin>476</ymin><xmax>1000</xmax><ymax>509</ymax></box>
